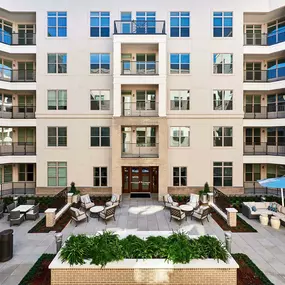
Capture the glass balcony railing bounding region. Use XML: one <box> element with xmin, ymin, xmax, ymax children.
<box><xmin>244</xmin><ymin>68</ymin><xmax>285</xmax><ymax>82</ymax></box>
<box><xmin>244</xmin><ymin>142</ymin><xmax>285</xmax><ymax>156</ymax></box>
<box><xmin>0</xmin><ymin>142</ymin><xmax>36</xmax><ymax>156</ymax></box>
<box><xmin>0</xmin><ymin>68</ymin><xmax>36</xmax><ymax>82</ymax></box>
<box><xmin>244</xmin><ymin>105</ymin><xmax>285</xmax><ymax>119</ymax></box>
<box><xmin>0</xmin><ymin>106</ymin><xmax>36</xmax><ymax>119</ymax></box>
<box><xmin>0</xmin><ymin>30</ymin><xmax>36</xmax><ymax>45</ymax></box>
<box><xmin>121</xmin><ymin>142</ymin><xmax>159</xmax><ymax>158</ymax></box>
<box><xmin>244</xmin><ymin>30</ymin><xmax>285</xmax><ymax>46</ymax></box>
<box><xmin>121</xmin><ymin>102</ymin><xmax>158</xmax><ymax>117</ymax></box>
<box><xmin>121</xmin><ymin>61</ymin><xmax>159</xmax><ymax>75</ymax></box>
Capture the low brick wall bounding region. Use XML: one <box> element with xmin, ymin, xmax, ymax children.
<box><xmin>36</xmin><ymin>187</ymin><xmax>112</xmax><ymax>196</ymax></box>
<box><xmin>51</xmin><ymin>268</ymin><xmax>237</xmax><ymax>285</ymax></box>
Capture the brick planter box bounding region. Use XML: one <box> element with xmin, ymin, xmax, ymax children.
<box><xmin>49</xmin><ymin>232</ymin><xmax>238</xmax><ymax>285</ymax></box>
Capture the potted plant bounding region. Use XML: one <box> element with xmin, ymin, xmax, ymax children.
<box><xmin>69</xmin><ymin>182</ymin><xmax>80</xmax><ymax>203</ymax></box>
<box><xmin>199</xmin><ymin>182</ymin><xmax>210</xmax><ymax>204</ymax></box>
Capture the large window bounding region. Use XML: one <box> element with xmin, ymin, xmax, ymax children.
<box><xmin>90</xmin><ymin>127</ymin><xmax>110</xmax><ymax>147</ymax></box>
<box><xmin>18</xmin><ymin>128</ymin><xmax>34</xmax><ymax>144</ymax></box>
<box><xmin>47</xmin><ymin>90</ymin><xmax>67</xmax><ymax>110</ymax></box>
<box><xmin>173</xmin><ymin>167</ymin><xmax>187</xmax><ymax>186</ymax></box>
<box><xmin>213</xmin><ymin>12</ymin><xmax>233</xmax><ymax>37</ymax></box>
<box><xmin>213</xmin><ymin>90</ymin><xmax>233</xmax><ymax>110</ymax></box>
<box><xmin>213</xmin><ymin>162</ymin><xmax>232</xmax><ymax>187</ymax></box>
<box><xmin>4</xmin><ymin>165</ymin><xmax>12</xmax><ymax>183</ymax></box>
<box><xmin>90</xmin><ymin>12</ymin><xmax>110</xmax><ymax>37</ymax></box>
<box><xmin>213</xmin><ymin>54</ymin><xmax>233</xmax><ymax>74</ymax></box>
<box><xmin>170</xmin><ymin>127</ymin><xmax>190</xmax><ymax>147</ymax></box>
<box><xmin>170</xmin><ymin>54</ymin><xmax>190</xmax><ymax>74</ymax></box>
<box><xmin>0</xmin><ymin>19</ymin><xmax>12</xmax><ymax>44</ymax></box>
<box><xmin>267</xmin><ymin>127</ymin><xmax>285</xmax><ymax>146</ymax></box>
<box><xmin>170</xmin><ymin>12</ymin><xmax>190</xmax><ymax>37</ymax></box>
<box><xmin>0</xmin><ymin>93</ymin><xmax>12</xmax><ymax>113</ymax></box>
<box><xmin>48</xmin><ymin>127</ymin><xmax>67</xmax><ymax>147</ymax></box>
<box><xmin>267</xmin><ymin>58</ymin><xmax>285</xmax><ymax>80</ymax></box>
<box><xmin>245</xmin><ymin>95</ymin><xmax>261</xmax><ymax>114</ymax></box>
<box><xmin>267</xmin><ymin>164</ymin><xmax>285</xmax><ymax>178</ymax></box>
<box><xmin>267</xmin><ymin>94</ymin><xmax>285</xmax><ymax>113</ymax></box>
<box><xmin>136</xmin><ymin>90</ymin><xmax>156</xmax><ymax>110</ymax></box>
<box><xmin>93</xmin><ymin>167</ymin><xmax>107</xmax><ymax>187</ymax></box>
<box><xmin>245</xmin><ymin>164</ymin><xmax>261</xmax><ymax>182</ymax></box>
<box><xmin>267</xmin><ymin>18</ymin><xmax>285</xmax><ymax>45</ymax></box>
<box><xmin>136</xmin><ymin>127</ymin><xmax>156</xmax><ymax>146</ymax></box>
<box><xmin>90</xmin><ymin>90</ymin><xmax>110</xmax><ymax>110</ymax></box>
<box><xmin>47</xmin><ymin>162</ymin><xmax>67</xmax><ymax>186</ymax></box>
<box><xmin>136</xmin><ymin>12</ymin><xmax>156</xmax><ymax>34</ymax></box>
<box><xmin>170</xmin><ymin>90</ymin><xmax>190</xmax><ymax>110</ymax></box>
<box><xmin>245</xmin><ymin>128</ymin><xmax>261</xmax><ymax>145</ymax></box>
<box><xmin>213</xmin><ymin>127</ymin><xmax>233</xmax><ymax>147</ymax></box>
<box><xmin>90</xmin><ymin>54</ymin><xmax>110</xmax><ymax>74</ymax></box>
<box><xmin>19</xmin><ymin>164</ymin><xmax>34</xmax><ymax>181</ymax></box>
<box><xmin>47</xmin><ymin>12</ymin><xmax>67</xmax><ymax>37</ymax></box>
<box><xmin>47</xmin><ymin>54</ymin><xmax>67</xmax><ymax>74</ymax></box>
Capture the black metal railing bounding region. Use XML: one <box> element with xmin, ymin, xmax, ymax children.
<box><xmin>0</xmin><ymin>68</ymin><xmax>36</xmax><ymax>82</ymax></box>
<box><xmin>244</xmin><ymin>105</ymin><xmax>285</xmax><ymax>119</ymax></box>
<box><xmin>244</xmin><ymin>31</ymin><xmax>285</xmax><ymax>46</ymax></box>
<box><xmin>244</xmin><ymin>142</ymin><xmax>285</xmax><ymax>156</ymax></box>
<box><xmin>121</xmin><ymin>102</ymin><xmax>158</xmax><ymax>117</ymax></box>
<box><xmin>170</xmin><ymin>100</ymin><xmax>190</xmax><ymax>110</ymax></box>
<box><xmin>121</xmin><ymin>143</ymin><xmax>159</xmax><ymax>158</ymax></box>
<box><xmin>244</xmin><ymin>68</ymin><xmax>285</xmax><ymax>82</ymax></box>
<box><xmin>0</xmin><ymin>30</ymin><xmax>36</xmax><ymax>45</ymax></box>
<box><xmin>51</xmin><ymin>187</ymin><xmax>68</xmax><ymax>213</ymax></box>
<box><xmin>0</xmin><ymin>106</ymin><xmax>36</xmax><ymax>119</ymax></box>
<box><xmin>0</xmin><ymin>182</ymin><xmax>36</xmax><ymax>197</ymax></box>
<box><xmin>121</xmin><ymin>61</ymin><xmax>159</xmax><ymax>75</ymax></box>
<box><xmin>114</xmin><ymin>20</ymin><xmax>166</xmax><ymax>35</ymax></box>
<box><xmin>0</xmin><ymin>142</ymin><xmax>36</xmax><ymax>156</ymax></box>
<box><xmin>243</xmin><ymin>182</ymin><xmax>282</xmax><ymax>196</ymax></box>
<box><xmin>213</xmin><ymin>187</ymin><xmax>231</xmax><ymax>213</ymax></box>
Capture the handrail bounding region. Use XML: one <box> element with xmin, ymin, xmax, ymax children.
<box><xmin>121</xmin><ymin>102</ymin><xmax>158</xmax><ymax>117</ymax></box>
<box><xmin>0</xmin><ymin>30</ymin><xmax>36</xmax><ymax>45</ymax></box>
<box><xmin>121</xmin><ymin>142</ymin><xmax>159</xmax><ymax>158</ymax></box>
<box><xmin>0</xmin><ymin>142</ymin><xmax>36</xmax><ymax>156</ymax></box>
<box><xmin>0</xmin><ymin>67</ymin><xmax>36</xmax><ymax>82</ymax></box>
<box><xmin>244</xmin><ymin>30</ymin><xmax>285</xmax><ymax>46</ymax></box>
<box><xmin>0</xmin><ymin>105</ymin><xmax>36</xmax><ymax>119</ymax></box>
<box><xmin>121</xmin><ymin>61</ymin><xmax>159</xmax><ymax>75</ymax></box>
<box><xmin>244</xmin><ymin>105</ymin><xmax>285</xmax><ymax>119</ymax></box>
<box><xmin>0</xmin><ymin>181</ymin><xmax>36</xmax><ymax>198</ymax></box>
<box><xmin>244</xmin><ymin>67</ymin><xmax>285</xmax><ymax>82</ymax></box>
<box><xmin>243</xmin><ymin>142</ymin><xmax>285</xmax><ymax>156</ymax></box>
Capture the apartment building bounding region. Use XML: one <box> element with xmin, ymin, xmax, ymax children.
<box><xmin>0</xmin><ymin>0</ymin><xmax>284</xmax><ymax>199</ymax></box>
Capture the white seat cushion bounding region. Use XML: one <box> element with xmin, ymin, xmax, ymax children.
<box><xmin>106</xmin><ymin>201</ymin><xmax>113</xmax><ymax>207</ymax></box>
<box><xmin>168</xmin><ymin>196</ymin><xmax>174</xmax><ymax>203</ymax></box>
<box><xmin>76</xmin><ymin>214</ymin><xmax>87</xmax><ymax>221</ymax></box>
<box><xmin>111</xmin><ymin>195</ymin><xmax>117</xmax><ymax>203</ymax></box>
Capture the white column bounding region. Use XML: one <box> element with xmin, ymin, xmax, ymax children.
<box><xmin>158</xmin><ymin>40</ymin><xmax>167</xmax><ymax>117</ymax></box>
<box><xmin>158</xmin><ymin>41</ymin><xmax>167</xmax><ymax>76</ymax></box>
<box><xmin>158</xmin><ymin>82</ymin><xmax>166</xmax><ymax>117</ymax></box>
<box><xmin>113</xmin><ymin>40</ymin><xmax>121</xmax><ymax>77</ymax></box>
<box><xmin>113</xmin><ymin>83</ymin><xmax>121</xmax><ymax>117</ymax></box>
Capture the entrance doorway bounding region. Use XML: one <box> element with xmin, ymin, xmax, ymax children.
<box><xmin>122</xmin><ymin>166</ymin><xmax>158</xmax><ymax>193</ymax></box>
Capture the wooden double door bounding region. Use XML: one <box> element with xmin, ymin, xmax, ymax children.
<box><xmin>122</xmin><ymin>167</ymin><xmax>158</xmax><ymax>193</ymax></box>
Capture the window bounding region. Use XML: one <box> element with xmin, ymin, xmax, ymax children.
<box><xmin>90</xmin><ymin>53</ymin><xmax>110</xmax><ymax>74</ymax></box>
<box><xmin>47</xmin><ymin>12</ymin><xmax>67</xmax><ymax>37</ymax></box>
<box><xmin>170</xmin><ymin>127</ymin><xmax>190</xmax><ymax>147</ymax></box>
<box><xmin>48</xmin><ymin>127</ymin><xmax>67</xmax><ymax>147</ymax></box>
<box><xmin>213</xmin><ymin>54</ymin><xmax>233</xmax><ymax>74</ymax></box>
<box><xmin>267</xmin><ymin>18</ymin><xmax>285</xmax><ymax>45</ymax></box>
<box><xmin>136</xmin><ymin>12</ymin><xmax>156</xmax><ymax>34</ymax></box>
<box><xmin>93</xmin><ymin>167</ymin><xmax>107</xmax><ymax>186</ymax></box>
<box><xmin>90</xmin><ymin>12</ymin><xmax>110</xmax><ymax>37</ymax></box>
<box><xmin>19</xmin><ymin>164</ymin><xmax>34</xmax><ymax>181</ymax></box>
<box><xmin>213</xmin><ymin>12</ymin><xmax>233</xmax><ymax>37</ymax></box>
<box><xmin>173</xmin><ymin>167</ymin><xmax>187</xmax><ymax>186</ymax></box>
<box><xmin>244</xmin><ymin>25</ymin><xmax>262</xmax><ymax>45</ymax></box>
<box><xmin>245</xmin><ymin>62</ymin><xmax>262</xmax><ymax>81</ymax></box>
<box><xmin>245</xmin><ymin>128</ymin><xmax>261</xmax><ymax>145</ymax></box>
<box><xmin>90</xmin><ymin>90</ymin><xmax>110</xmax><ymax>110</ymax></box>
<box><xmin>267</xmin><ymin>127</ymin><xmax>285</xmax><ymax>146</ymax></box>
<box><xmin>120</xmin><ymin>12</ymin><xmax>132</xmax><ymax>33</ymax></box>
<box><xmin>267</xmin><ymin>164</ymin><xmax>285</xmax><ymax>178</ymax></box>
<box><xmin>136</xmin><ymin>127</ymin><xmax>156</xmax><ymax>146</ymax></box>
<box><xmin>267</xmin><ymin>94</ymin><xmax>285</xmax><ymax>113</ymax></box>
<box><xmin>170</xmin><ymin>90</ymin><xmax>190</xmax><ymax>110</ymax></box>
<box><xmin>4</xmin><ymin>165</ymin><xmax>12</xmax><ymax>183</ymax></box>
<box><xmin>245</xmin><ymin>95</ymin><xmax>261</xmax><ymax>114</ymax></box>
<box><xmin>47</xmin><ymin>162</ymin><xmax>67</xmax><ymax>186</ymax></box>
<box><xmin>0</xmin><ymin>93</ymin><xmax>12</xmax><ymax>113</ymax></box>
<box><xmin>213</xmin><ymin>127</ymin><xmax>233</xmax><ymax>147</ymax></box>
<box><xmin>136</xmin><ymin>90</ymin><xmax>156</xmax><ymax>110</ymax></box>
<box><xmin>267</xmin><ymin>58</ymin><xmax>285</xmax><ymax>80</ymax></box>
<box><xmin>170</xmin><ymin>12</ymin><xmax>190</xmax><ymax>37</ymax></box>
<box><xmin>90</xmin><ymin>127</ymin><xmax>110</xmax><ymax>147</ymax></box>
<box><xmin>213</xmin><ymin>90</ymin><xmax>233</xmax><ymax>110</ymax></box>
<box><xmin>170</xmin><ymin>54</ymin><xmax>190</xmax><ymax>74</ymax></box>
<box><xmin>245</xmin><ymin>164</ymin><xmax>260</xmax><ymax>182</ymax></box>
<box><xmin>0</xmin><ymin>19</ymin><xmax>12</xmax><ymax>44</ymax></box>
<box><xmin>47</xmin><ymin>54</ymin><xmax>67</xmax><ymax>74</ymax></box>
<box><xmin>213</xmin><ymin>162</ymin><xmax>232</xmax><ymax>186</ymax></box>
<box><xmin>18</xmin><ymin>128</ymin><xmax>34</xmax><ymax>144</ymax></box>
<box><xmin>48</xmin><ymin>90</ymin><xmax>67</xmax><ymax>110</ymax></box>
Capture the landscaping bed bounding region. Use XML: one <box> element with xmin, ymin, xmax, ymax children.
<box><xmin>233</xmin><ymin>253</ymin><xmax>274</xmax><ymax>285</ymax></box>
<box><xmin>19</xmin><ymin>253</ymin><xmax>55</xmax><ymax>285</ymax></box>
<box><xmin>211</xmin><ymin>211</ymin><xmax>257</xmax><ymax>233</ymax></box>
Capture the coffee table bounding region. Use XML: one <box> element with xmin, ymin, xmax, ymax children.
<box><xmin>179</xmin><ymin>204</ymin><xmax>193</xmax><ymax>216</ymax></box>
<box><xmin>11</xmin><ymin>205</ymin><xmax>34</xmax><ymax>218</ymax></box>
<box><xmin>90</xmin><ymin>206</ymin><xmax>104</xmax><ymax>220</ymax></box>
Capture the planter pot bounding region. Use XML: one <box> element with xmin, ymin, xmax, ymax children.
<box><xmin>72</xmin><ymin>194</ymin><xmax>79</xmax><ymax>203</ymax></box>
<box><xmin>200</xmin><ymin>194</ymin><xmax>208</xmax><ymax>204</ymax></box>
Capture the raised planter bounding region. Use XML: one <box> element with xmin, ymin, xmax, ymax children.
<box><xmin>49</xmin><ymin>231</ymin><xmax>239</xmax><ymax>285</ymax></box>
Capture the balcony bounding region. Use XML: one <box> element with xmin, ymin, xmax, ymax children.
<box><xmin>0</xmin><ymin>142</ymin><xmax>36</xmax><ymax>156</ymax></box>
<box><xmin>244</xmin><ymin>31</ymin><xmax>285</xmax><ymax>46</ymax></box>
<box><xmin>244</xmin><ymin>181</ymin><xmax>281</xmax><ymax>196</ymax></box>
<box><xmin>243</xmin><ymin>68</ymin><xmax>285</xmax><ymax>82</ymax></box>
<box><xmin>0</xmin><ymin>68</ymin><xmax>36</xmax><ymax>82</ymax></box>
<box><xmin>244</xmin><ymin>105</ymin><xmax>285</xmax><ymax>119</ymax></box>
<box><xmin>0</xmin><ymin>106</ymin><xmax>36</xmax><ymax>119</ymax></box>
<box><xmin>114</xmin><ymin>20</ymin><xmax>166</xmax><ymax>35</ymax></box>
<box><xmin>0</xmin><ymin>30</ymin><xmax>36</xmax><ymax>45</ymax></box>
<box><xmin>121</xmin><ymin>61</ymin><xmax>159</xmax><ymax>75</ymax></box>
<box><xmin>121</xmin><ymin>143</ymin><xmax>159</xmax><ymax>158</ymax></box>
<box><xmin>244</xmin><ymin>142</ymin><xmax>285</xmax><ymax>156</ymax></box>
<box><xmin>0</xmin><ymin>181</ymin><xmax>36</xmax><ymax>196</ymax></box>
<box><xmin>122</xmin><ymin>102</ymin><xmax>158</xmax><ymax>117</ymax></box>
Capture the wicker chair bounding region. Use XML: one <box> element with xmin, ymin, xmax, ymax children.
<box><xmin>80</xmin><ymin>194</ymin><xmax>95</xmax><ymax>212</ymax></box>
<box><xmin>26</xmin><ymin>204</ymin><xmax>40</xmax><ymax>221</ymax></box>
<box><xmin>105</xmin><ymin>194</ymin><xmax>120</xmax><ymax>207</ymax></box>
<box><xmin>10</xmin><ymin>210</ymin><xmax>25</xmax><ymax>226</ymax></box>
<box><xmin>190</xmin><ymin>206</ymin><xmax>211</xmax><ymax>225</ymax></box>
<box><xmin>99</xmin><ymin>205</ymin><xmax>116</xmax><ymax>224</ymax></box>
<box><xmin>70</xmin><ymin>207</ymin><xmax>89</xmax><ymax>227</ymax></box>
<box><xmin>186</xmin><ymin>194</ymin><xmax>199</xmax><ymax>209</ymax></box>
<box><xmin>170</xmin><ymin>206</ymin><xmax>186</xmax><ymax>224</ymax></box>
<box><xmin>163</xmin><ymin>194</ymin><xmax>179</xmax><ymax>209</ymax></box>
<box><xmin>6</xmin><ymin>203</ymin><xmax>15</xmax><ymax>221</ymax></box>
<box><xmin>26</xmin><ymin>199</ymin><xmax>36</xmax><ymax>205</ymax></box>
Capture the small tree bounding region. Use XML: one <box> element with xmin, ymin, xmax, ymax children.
<box><xmin>204</xmin><ymin>182</ymin><xmax>210</xmax><ymax>194</ymax></box>
<box><xmin>69</xmin><ymin>182</ymin><xmax>80</xmax><ymax>195</ymax></box>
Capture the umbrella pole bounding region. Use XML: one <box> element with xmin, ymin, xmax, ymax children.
<box><xmin>282</xmin><ymin>188</ymin><xmax>284</xmax><ymax>207</ymax></box>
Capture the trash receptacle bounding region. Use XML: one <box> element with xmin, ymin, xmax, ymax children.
<box><xmin>0</xmin><ymin>229</ymin><xmax>13</xmax><ymax>262</ymax></box>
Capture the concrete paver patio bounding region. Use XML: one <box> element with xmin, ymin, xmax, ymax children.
<box><xmin>0</xmin><ymin>194</ymin><xmax>285</xmax><ymax>284</ymax></box>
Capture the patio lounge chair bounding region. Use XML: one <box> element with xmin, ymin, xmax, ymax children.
<box><xmin>99</xmin><ymin>205</ymin><xmax>116</xmax><ymax>224</ymax></box>
<box><xmin>186</xmin><ymin>194</ymin><xmax>199</xmax><ymax>209</ymax></box>
<box><xmin>80</xmin><ymin>194</ymin><xmax>95</xmax><ymax>212</ymax></box>
<box><xmin>6</xmin><ymin>203</ymin><xmax>15</xmax><ymax>221</ymax></box>
<box><xmin>10</xmin><ymin>210</ymin><xmax>24</xmax><ymax>226</ymax></box>
<box><xmin>190</xmin><ymin>206</ymin><xmax>211</xmax><ymax>225</ymax></box>
<box><xmin>26</xmin><ymin>199</ymin><xmax>35</xmax><ymax>205</ymax></box>
<box><xmin>26</xmin><ymin>204</ymin><xmax>40</xmax><ymax>221</ymax></box>
<box><xmin>0</xmin><ymin>203</ymin><xmax>3</xmax><ymax>219</ymax></box>
<box><xmin>170</xmin><ymin>206</ymin><xmax>186</xmax><ymax>224</ymax></box>
<box><xmin>106</xmin><ymin>194</ymin><xmax>120</xmax><ymax>207</ymax></box>
<box><xmin>70</xmin><ymin>207</ymin><xmax>89</xmax><ymax>227</ymax></box>
<box><xmin>163</xmin><ymin>194</ymin><xmax>179</xmax><ymax>209</ymax></box>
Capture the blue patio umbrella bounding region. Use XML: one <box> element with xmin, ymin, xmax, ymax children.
<box><xmin>258</xmin><ymin>177</ymin><xmax>285</xmax><ymax>206</ymax></box>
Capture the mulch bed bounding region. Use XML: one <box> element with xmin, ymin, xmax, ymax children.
<box><xmin>211</xmin><ymin>211</ymin><xmax>257</xmax><ymax>233</ymax></box>
<box><xmin>18</xmin><ymin>254</ymin><xmax>55</xmax><ymax>285</ymax></box>
<box><xmin>233</xmin><ymin>253</ymin><xmax>274</xmax><ymax>285</ymax></box>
